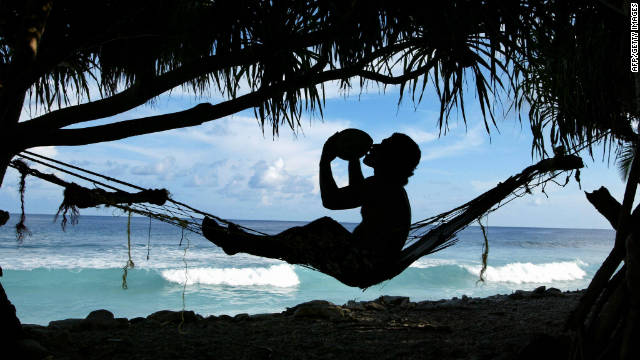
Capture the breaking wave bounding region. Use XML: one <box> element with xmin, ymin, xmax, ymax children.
<box><xmin>161</xmin><ymin>264</ymin><xmax>299</xmax><ymax>287</ymax></box>
<box><xmin>461</xmin><ymin>261</ymin><xmax>587</xmax><ymax>284</ymax></box>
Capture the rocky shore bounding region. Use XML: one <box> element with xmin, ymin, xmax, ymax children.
<box><xmin>20</xmin><ymin>287</ymin><xmax>581</xmax><ymax>360</ymax></box>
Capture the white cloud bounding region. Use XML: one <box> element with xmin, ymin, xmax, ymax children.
<box><xmin>170</xmin><ymin>115</ymin><xmax>351</xmax><ymax>179</ymax></box>
<box><xmin>249</xmin><ymin>159</ymin><xmax>288</xmax><ymax>189</ymax></box>
<box><xmin>247</xmin><ymin>158</ymin><xmax>314</xmax><ymax>194</ymax></box>
<box><xmin>470</xmin><ymin>179</ymin><xmax>499</xmax><ymax>192</ymax></box>
<box><xmin>29</xmin><ymin>146</ymin><xmax>58</xmax><ymax>159</ymax></box>
<box><xmin>421</xmin><ymin>125</ymin><xmax>485</xmax><ymax>161</ymax></box>
<box><xmin>399</xmin><ymin>127</ymin><xmax>437</xmax><ymax>144</ymax></box>
<box><xmin>131</xmin><ymin>156</ymin><xmax>177</xmax><ymax>179</ymax></box>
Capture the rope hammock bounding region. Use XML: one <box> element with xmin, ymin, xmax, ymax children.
<box><xmin>8</xmin><ymin>150</ymin><xmax>583</xmax><ymax>288</ymax></box>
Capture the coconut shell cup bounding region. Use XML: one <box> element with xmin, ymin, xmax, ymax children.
<box><xmin>334</xmin><ymin>128</ymin><xmax>373</xmax><ymax>161</ymax></box>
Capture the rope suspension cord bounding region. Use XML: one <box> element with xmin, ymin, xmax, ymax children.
<box><xmin>23</xmin><ymin>150</ymin><xmax>147</xmax><ymax>191</ymax></box>
<box><xmin>10</xmin><ymin>152</ymin><xmax>269</xmax><ymax>236</ymax></box>
<box><xmin>22</xmin><ymin>150</ymin><xmax>245</xmax><ymax>223</ymax></box>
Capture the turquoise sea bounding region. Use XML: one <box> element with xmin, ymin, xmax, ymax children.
<box><xmin>0</xmin><ymin>214</ymin><xmax>614</xmax><ymax>325</ymax></box>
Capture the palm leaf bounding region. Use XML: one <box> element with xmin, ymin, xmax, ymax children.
<box><xmin>616</xmin><ymin>143</ymin><xmax>636</xmax><ymax>181</ymax></box>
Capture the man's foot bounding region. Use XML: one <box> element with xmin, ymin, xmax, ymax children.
<box><xmin>201</xmin><ymin>217</ymin><xmax>240</xmax><ymax>255</ymax></box>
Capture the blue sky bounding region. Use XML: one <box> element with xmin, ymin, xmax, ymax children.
<box><xmin>0</xmin><ymin>81</ymin><xmax>632</xmax><ymax>229</ymax></box>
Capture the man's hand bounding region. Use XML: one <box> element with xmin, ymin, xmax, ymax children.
<box><xmin>321</xmin><ymin>132</ymin><xmax>341</xmax><ymax>163</ymax></box>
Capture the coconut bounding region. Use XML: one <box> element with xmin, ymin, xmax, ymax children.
<box><xmin>334</xmin><ymin>128</ymin><xmax>373</xmax><ymax>161</ymax></box>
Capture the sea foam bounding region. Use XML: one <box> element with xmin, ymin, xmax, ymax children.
<box><xmin>161</xmin><ymin>264</ymin><xmax>300</xmax><ymax>287</ymax></box>
<box><xmin>462</xmin><ymin>261</ymin><xmax>587</xmax><ymax>284</ymax></box>
<box><xmin>410</xmin><ymin>258</ymin><xmax>459</xmax><ymax>268</ymax></box>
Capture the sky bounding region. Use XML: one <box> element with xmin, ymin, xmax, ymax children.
<box><xmin>0</xmin><ymin>81</ymin><xmax>633</xmax><ymax>229</ymax></box>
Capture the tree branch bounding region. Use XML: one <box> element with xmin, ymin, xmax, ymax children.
<box><xmin>21</xmin><ymin>36</ymin><xmax>421</xmax><ymax>134</ymax></box>
<box><xmin>354</xmin><ymin>61</ymin><xmax>435</xmax><ymax>85</ymax></box>
<box><xmin>22</xmin><ymin>64</ymin><xmax>367</xmax><ymax>147</ymax></box>
<box><xmin>586</xmin><ymin>187</ymin><xmax>625</xmax><ymax>229</ymax></box>
<box><xmin>19</xmin><ymin>48</ymin><xmax>262</xmax><ymax>131</ymax></box>
<box><xmin>20</xmin><ymin>26</ymin><xmax>393</xmax><ymax>131</ymax></box>
<box><xmin>21</xmin><ymin>40</ymin><xmax>419</xmax><ymax>148</ymax></box>
<box><xmin>567</xmin><ymin>186</ymin><xmax>640</xmax><ymax>330</ymax></box>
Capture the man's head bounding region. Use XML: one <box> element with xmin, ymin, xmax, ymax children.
<box><xmin>363</xmin><ymin>133</ymin><xmax>421</xmax><ymax>185</ymax></box>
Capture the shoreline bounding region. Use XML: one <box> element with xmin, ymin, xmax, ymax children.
<box><xmin>22</xmin><ymin>286</ymin><xmax>582</xmax><ymax>360</ymax></box>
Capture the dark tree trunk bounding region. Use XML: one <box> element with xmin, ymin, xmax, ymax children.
<box><xmin>0</xmin><ymin>146</ymin><xmax>25</xmax><ymax>347</ymax></box>
<box><xmin>570</xmin><ymin>146</ymin><xmax>640</xmax><ymax>359</ymax></box>
<box><xmin>0</xmin><ymin>280</ymin><xmax>25</xmax><ymax>346</ymax></box>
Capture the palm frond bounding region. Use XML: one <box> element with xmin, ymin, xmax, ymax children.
<box><xmin>616</xmin><ymin>143</ymin><xmax>636</xmax><ymax>181</ymax></box>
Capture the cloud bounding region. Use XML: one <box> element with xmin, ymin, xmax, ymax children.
<box><xmin>248</xmin><ymin>158</ymin><xmax>314</xmax><ymax>194</ymax></box>
<box><xmin>169</xmin><ymin>115</ymin><xmax>351</xmax><ymax>179</ymax></box>
<box><xmin>131</xmin><ymin>156</ymin><xmax>177</xmax><ymax>179</ymax></box>
<box><xmin>249</xmin><ymin>159</ymin><xmax>288</xmax><ymax>189</ymax></box>
<box><xmin>29</xmin><ymin>146</ymin><xmax>58</xmax><ymax>159</ymax></box>
<box><xmin>398</xmin><ymin>127</ymin><xmax>438</xmax><ymax>144</ymax></box>
<box><xmin>182</xmin><ymin>160</ymin><xmax>226</xmax><ymax>188</ymax></box>
<box><xmin>421</xmin><ymin>125</ymin><xmax>485</xmax><ymax>161</ymax></box>
<box><xmin>470</xmin><ymin>179</ymin><xmax>499</xmax><ymax>192</ymax></box>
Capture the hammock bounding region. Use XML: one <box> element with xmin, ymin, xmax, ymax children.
<box><xmin>8</xmin><ymin>151</ymin><xmax>583</xmax><ymax>288</ymax></box>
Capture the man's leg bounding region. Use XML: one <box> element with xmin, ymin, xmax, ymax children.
<box><xmin>202</xmin><ymin>216</ymin><xmax>352</xmax><ymax>263</ymax></box>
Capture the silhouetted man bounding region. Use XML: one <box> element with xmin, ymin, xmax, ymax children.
<box><xmin>202</xmin><ymin>130</ymin><xmax>421</xmax><ymax>279</ymax></box>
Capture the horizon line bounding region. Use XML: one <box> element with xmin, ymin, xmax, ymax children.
<box><xmin>4</xmin><ymin>212</ymin><xmax>615</xmax><ymax>232</ymax></box>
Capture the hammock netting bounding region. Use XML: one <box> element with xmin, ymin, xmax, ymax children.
<box><xmin>8</xmin><ymin>150</ymin><xmax>584</xmax><ymax>288</ymax></box>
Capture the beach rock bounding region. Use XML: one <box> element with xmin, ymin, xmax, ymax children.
<box><xmin>344</xmin><ymin>300</ymin><xmax>366</xmax><ymax>311</ymax></box>
<box><xmin>16</xmin><ymin>338</ymin><xmax>50</xmax><ymax>360</ymax></box>
<box><xmin>147</xmin><ymin>310</ymin><xmax>199</xmax><ymax>324</ymax></box>
<box><xmin>509</xmin><ymin>290</ymin><xmax>528</xmax><ymax>300</ymax></box>
<box><xmin>377</xmin><ymin>296</ymin><xmax>410</xmax><ymax>307</ymax></box>
<box><xmin>50</xmin><ymin>329</ymin><xmax>71</xmax><ymax>345</ymax></box>
<box><xmin>545</xmin><ymin>287</ymin><xmax>562</xmax><ymax>296</ymax></box>
<box><xmin>415</xmin><ymin>301</ymin><xmax>437</xmax><ymax>310</ymax></box>
<box><xmin>364</xmin><ymin>301</ymin><xmax>386</xmax><ymax>311</ymax></box>
<box><xmin>129</xmin><ymin>317</ymin><xmax>146</xmax><ymax>325</ymax></box>
<box><xmin>48</xmin><ymin>318</ymin><xmax>84</xmax><ymax>331</ymax></box>
<box><xmin>77</xmin><ymin>309</ymin><xmax>128</xmax><ymax>330</ymax></box>
<box><xmin>435</xmin><ymin>299</ymin><xmax>467</xmax><ymax>309</ymax></box>
<box><xmin>86</xmin><ymin>309</ymin><xmax>114</xmax><ymax>322</ymax></box>
<box><xmin>84</xmin><ymin>309</ymin><xmax>116</xmax><ymax>329</ymax></box>
<box><xmin>105</xmin><ymin>336</ymin><xmax>134</xmax><ymax>347</ymax></box>
<box><xmin>533</xmin><ymin>286</ymin><xmax>546</xmax><ymax>294</ymax></box>
<box><xmin>234</xmin><ymin>313</ymin><xmax>249</xmax><ymax>321</ymax></box>
<box><xmin>22</xmin><ymin>325</ymin><xmax>50</xmax><ymax>342</ymax></box>
<box><xmin>204</xmin><ymin>315</ymin><xmax>218</xmax><ymax>321</ymax></box>
<box><xmin>530</xmin><ymin>286</ymin><xmax>548</xmax><ymax>298</ymax></box>
<box><xmin>290</xmin><ymin>300</ymin><xmax>348</xmax><ymax>321</ymax></box>
<box><xmin>518</xmin><ymin>333</ymin><xmax>570</xmax><ymax>360</ymax></box>
<box><xmin>249</xmin><ymin>313</ymin><xmax>275</xmax><ymax>321</ymax></box>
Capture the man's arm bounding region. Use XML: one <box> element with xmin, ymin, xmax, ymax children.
<box><xmin>319</xmin><ymin>134</ymin><xmax>364</xmax><ymax>210</ymax></box>
<box><xmin>348</xmin><ymin>159</ymin><xmax>364</xmax><ymax>186</ymax></box>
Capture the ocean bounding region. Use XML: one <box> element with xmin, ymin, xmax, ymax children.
<box><xmin>0</xmin><ymin>214</ymin><xmax>614</xmax><ymax>325</ymax></box>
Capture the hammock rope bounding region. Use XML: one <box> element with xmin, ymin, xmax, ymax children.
<box><xmin>12</xmin><ymin>151</ymin><xmax>268</xmax><ymax>236</ymax></box>
<box><xmin>8</xmin><ymin>151</ymin><xmax>584</xmax><ymax>288</ymax></box>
